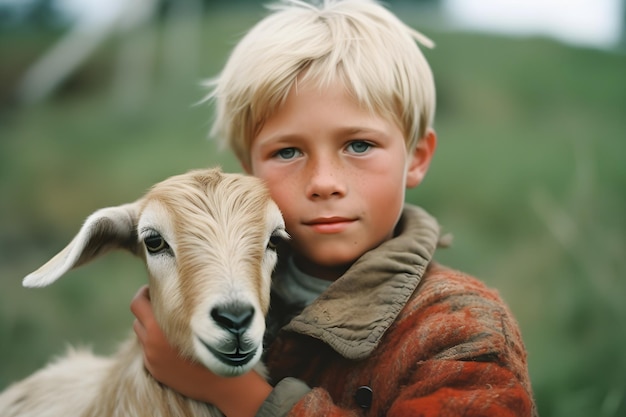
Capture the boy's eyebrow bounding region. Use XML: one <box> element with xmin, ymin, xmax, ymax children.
<box><xmin>254</xmin><ymin>133</ymin><xmax>302</xmax><ymax>147</ymax></box>
<box><xmin>336</xmin><ymin>126</ymin><xmax>385</xmax><ymax>136</ymax></box>
<box><xmin>259</xmin><ymin>126</ymin><xmax>388</xmax><ymax>144</ymax></box>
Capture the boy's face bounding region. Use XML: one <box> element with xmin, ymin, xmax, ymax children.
<box><xmin>246</xmin><ymin>80</ymin><xmax>435</xmax><ymax>280</ymax></box>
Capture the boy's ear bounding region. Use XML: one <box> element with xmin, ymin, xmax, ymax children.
<box><xmin>406</xmin><ymin>129</ymin><xmax>437</xmax><ymax>189</ymax></box>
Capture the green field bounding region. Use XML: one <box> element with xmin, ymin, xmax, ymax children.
<box><xmin>1</xmin><ymin>8</ymin><xmax>625</xmax><ymax>417</ymax></box>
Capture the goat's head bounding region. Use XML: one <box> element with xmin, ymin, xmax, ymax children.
<box><xmin>22</xmin><ymin>168</ymin><xmax>287</xmax><ymax>376</ymax></box>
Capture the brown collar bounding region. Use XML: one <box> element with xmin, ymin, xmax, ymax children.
<box><xmin>282</xmin><ymin>205</ymin><xmax>442</xmax><ymax>360</ymax></box>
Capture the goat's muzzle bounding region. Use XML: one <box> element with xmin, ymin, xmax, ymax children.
<box><xmin>197</xmin><ymin>302</ymin><xmax>261</xmax><ymax>368</ymax></box>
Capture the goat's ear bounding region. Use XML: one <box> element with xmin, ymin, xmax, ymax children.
<box><xmin>23</xmin><ymin>202</ymin><xmax>142</xmax><ymax>288</ymax></box>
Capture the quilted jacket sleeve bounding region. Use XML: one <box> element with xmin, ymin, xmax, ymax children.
<box><xmin>256</xmin><ymin>378</ymin><xmax>311</xmax><ymax>417</ymax></box>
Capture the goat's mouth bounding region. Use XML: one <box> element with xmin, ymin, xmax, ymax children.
<box><xmin>198</xmin><ymin>338</ymin><xmax>257</xmax><ymax>367</ymax></box>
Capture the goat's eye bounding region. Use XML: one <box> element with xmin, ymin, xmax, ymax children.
<box><xmin>267</xmin><ymin>236</ymin><xmax>280</xmax><ymax>251</ymax></box>
<box><xmin>144</xmin><ymin>234</ymin><xmax>169</xmax><ymax>254</ymax></box>
<box><xmin>267</xmin><ymin>229</ymin><xmax>288</xmax><ymax>251</ymax></box>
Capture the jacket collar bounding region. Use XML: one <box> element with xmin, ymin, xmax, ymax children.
<box><xmin>281</xmin><ymin>204</ymin><xmax>442</xmax><ymax>360</ymax></box>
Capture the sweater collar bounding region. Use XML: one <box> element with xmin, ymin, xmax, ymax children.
<box><xmin>281</xmin><ymin>204</ymin><xmax>442</xmax><ymax>360</ymax></box>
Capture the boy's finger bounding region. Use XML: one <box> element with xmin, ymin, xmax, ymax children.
<box><xmin>133</xmin><ymin>318</ymin><xmax>147</xmax><ymax>343</ymax></box>
<box><xmin>130</xmin><ymin>285</ymin><xmax>151</xmax><ymax>322</ymax></box>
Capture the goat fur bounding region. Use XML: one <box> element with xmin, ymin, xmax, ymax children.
<box><xmin>0</xmin><ymin>168</ymin><xmax>287</xmax><ymax>417</ymax></box>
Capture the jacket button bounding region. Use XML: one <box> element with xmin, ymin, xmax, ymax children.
<box><xmin>355</xmin><ymin>386</ymin><xmax>373</xmax><ymax>409</ymax></box>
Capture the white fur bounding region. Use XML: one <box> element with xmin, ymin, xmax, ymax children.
<box><xmin>0</xmin><ymin>168</ymin><xmax>286</xmax><ymax>417</ymax></box>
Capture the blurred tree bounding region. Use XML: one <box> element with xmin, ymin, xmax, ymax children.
<box><xmin>194</xmin><ymin>0</ymin><xmax>441</xmax><ymax>10</ymax></box>
<box><xmin>0</xmin><ymin>0</ymin><xmax>444</xmax><ymax>30</ymax></box>
<box><xmin>622</xmin><ymin>0</ymin><xmax>626</xmax><ymax>48</ymax></box>
<box><xmin>0</xmin><ymin>0</ymin><xmax>63</xmax><ymax>30</ymax></box>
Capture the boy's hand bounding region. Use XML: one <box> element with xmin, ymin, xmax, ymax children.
<box><xmin>130</xmin><ymin>285</ymin><xmax>272</xmax><ymax>417</ymax></box>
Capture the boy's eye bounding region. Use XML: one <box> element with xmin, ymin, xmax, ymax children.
<box><xmin>347</xmin><ymin>141</ymin><xmax>372</xmax><ymax>154</ymax></box>
<box><xmin>274</xmin><ymin>147</ymin><xmax>301</xmax><ymax>160</ymax></box>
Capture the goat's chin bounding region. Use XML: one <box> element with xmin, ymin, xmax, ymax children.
<box><xmin>192</xmin><ymin>337</ymin><xmax>262</xmax><ymax>377</ymax></box>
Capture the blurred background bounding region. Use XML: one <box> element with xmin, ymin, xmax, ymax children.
<box><xmin>0</xmin><ymin>0</ymin><xmax>624</xmax><ymax>415</ymax></box>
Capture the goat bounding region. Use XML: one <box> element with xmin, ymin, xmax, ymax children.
<box><xmin>0</xmin><ymin>167</ymin><xmax>287</xmax><ymax>417</ymax></box>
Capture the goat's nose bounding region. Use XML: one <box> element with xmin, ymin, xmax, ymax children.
<box><xmin>210</xmin><ymin>304</ymin><xmax>255</xmax><ymax>335</ymax></box>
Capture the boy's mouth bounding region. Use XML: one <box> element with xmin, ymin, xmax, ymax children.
<box><xmin>303</xmin><ymin>217</ymin><xmax>355</xmax><ymax>234</ymax></box>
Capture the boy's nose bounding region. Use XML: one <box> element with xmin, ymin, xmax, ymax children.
<box><xmin>306</xmin><ymin>159</ymin><xmax>347</xmax><ymax>200</ymax></box>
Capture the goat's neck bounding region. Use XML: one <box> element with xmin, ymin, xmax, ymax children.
<box><xmin>82</xmin><ymin>337</ymin><xmax>221</xmax><ymax>417</ymax></box>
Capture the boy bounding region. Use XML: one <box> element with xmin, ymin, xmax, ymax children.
<box><xmin>131</xmin><ymin>0</ymin><xmax>537</xmax><ymax>416</ymax></box>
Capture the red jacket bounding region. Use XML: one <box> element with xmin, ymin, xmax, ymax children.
<box><xmin>257</xmin><ymin>205</ymin><xmax>536</xmax><ymax>416</ymax></box>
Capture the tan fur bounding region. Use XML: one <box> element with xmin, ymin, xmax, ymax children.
<box><xmin>0</xmin><ymin>168</ymin><xmax>286</xmax><ymax>417</ymax></box>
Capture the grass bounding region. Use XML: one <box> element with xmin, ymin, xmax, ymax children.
<box><xmin>1</xmin><ymin>8</ymin><xmax>625</xmax><ymax>417</ymax></box>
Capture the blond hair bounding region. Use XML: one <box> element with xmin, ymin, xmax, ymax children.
<box><xmin>203</xmin><ymin>0</ymin><xmax>436</xmax><ymax>167</ymax></box>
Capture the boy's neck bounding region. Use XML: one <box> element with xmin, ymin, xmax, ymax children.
<box><xmin>292</xmin><ymin>255</ymin><xmax>352</xmax><ymax>282</ymax></box>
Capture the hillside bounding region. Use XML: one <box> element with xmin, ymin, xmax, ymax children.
<box><xmin>1</xmin><ymin>9</ymin><xmax>625</xmax><ymax>417</ymax></box>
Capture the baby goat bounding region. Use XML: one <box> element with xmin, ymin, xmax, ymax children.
<box><xmin>0</xmin><ymin>168</ymin><xmax>287</xmax><ymax>417</ymax></box>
